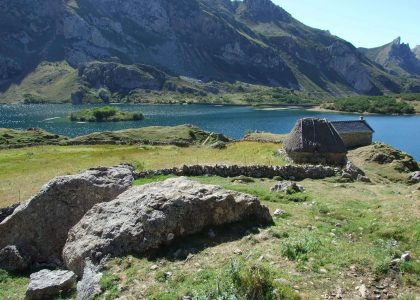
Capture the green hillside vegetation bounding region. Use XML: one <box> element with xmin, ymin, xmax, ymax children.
<box><xmin>323</xmin><ymin>95</ymin><xmax>417</xmax><ymax>114</ymax></box>
<box><xmin>0</xmin><ymin>62</ymin><xmax>78</xmax><ymax>104</ymax></box>
<box><xmin>0</xmin><ymin>128</ymin><xmax>67</xmax><ymax>149</ymax></box>
<box><xmin>0</xmin><ymin>141</ymin><xmax>418</xmax><ymax>298</ymax></box>
<box><xmin>68</xmin><ymin>125</ymin><xmax>230</xmax><ymax>146</ymax></box>
<box><xmin>70</xmin><ymin>106</ymin><xmax>144</xmax><ymax>122</ymax></box>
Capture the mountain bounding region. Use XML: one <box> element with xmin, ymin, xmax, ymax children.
<box><xmin>0</xmin><ymin>0</ymin><xmax>418</xmax><ymax>104</ymax></box>
<box><xmin>414</xmin><ymin>46</ymin><xmax>420</xmax><ymax>61</ymax></box>
<box><xmin>359</xmin><ymin>37</ymin><xmax>420</xmax><ymax>76</ymax></box>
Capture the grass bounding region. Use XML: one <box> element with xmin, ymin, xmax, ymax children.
<box><xmin>0</xmin><ymin>141</ymin><xmax>285</xmax><ymax>207</ymax></box>
<box><xmin>0</xmin><ymin>269</ymin><xmax>29</xmax><ymax>300</ymax></box>
<box><xmin>0</xmin><ymin>142</ymin><xmax>419</xmax><ymax>298</ymax></box>
<box><xmin>0</xmin><ymin>128</ymin><xmax>67</xmax><ymax>149</ymax></box>
<box><xmin>70</xmin><ymin>106</ymin><xmax>144</xmax><ymax>122</ymax></box>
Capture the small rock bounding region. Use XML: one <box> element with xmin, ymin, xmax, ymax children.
<box><xmin>401</xmin><ymin>252</ymin><xmax>411</xmax><ymax>261</ymax></box>
<box><xmin>167</xmin><ymin>233</ymin><xmax>175</xmax><ymax>241</ymax></box>
<box><xmin>25</xmin><ymin>269</ymin><xmax>76</xmax><ymax>300</ymax></box>
<box><xmin>271</xmin><ymin>181</ymin><xmax>304</xmax><ymax>193</ymax></box>
<box><xmin>358</xmin><ymin>284</ymin><xmax>368</xmax><ymax>299</ymax></box>
<box><xmin>319</xmin><ymin>268</ymin><xmax>328</xmax><ymax>274</ymax></box>
<box><xmin>208</xmin><ymin>229</ymin><xmax>216</xmax><ymax>238</ymax></box>
<box><xmin>273</xmin><ymin>208</ymin><xmax>287</xmax><ymax>217</ymax></box>
<box><xmin>76</xmin><ymin>261</ymin><xmax>103</xmax><ymax>300</ymax></box>
<box><xmin>150</xmin><ymin>265</ymin><xmax>159</xmax><ymax>270</ymax></box>
<box><xmin>209</xmin><ymin>141</ymin><xmax>227</xmax><ymax>149</ymax></box>
<box><xmin>233</xmin><ymin>249</ymin><xmax>243</xmax><ymax>255</ymax></box>
<box><xmin>410</xmin><ymin>171</ymin><xmax>420</xmax><ymax>183</ymax></box>
<box><xmin>0</xmin><ymin>245</ymin><xmax>29</xmax><ymax>272</ymax></box>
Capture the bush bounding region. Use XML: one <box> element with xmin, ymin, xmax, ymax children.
<box><xmin>326</xmin><ymin>95</ymin><xmax>416</xmax><ymax>114</ymax></box>
<box><xmin>229</xmin><ymin>261</ymin><xmax>299</xmax><ymax>300</ymax></box>
<box><xmin>280</xmin><ymin>233</ymin><xmax>320</xmax><ymax>261</ymax></box>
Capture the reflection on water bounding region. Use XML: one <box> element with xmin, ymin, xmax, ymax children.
<box><xmin>0</xmin><ymin>104</ymin><xmax>419</xmax><ymax>160</ymax></box>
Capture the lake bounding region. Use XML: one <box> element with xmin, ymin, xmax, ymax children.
<box><xmin>0</xmin><ymin>104</ymin><xmax>419</xmax><ymax>160</ymax></box>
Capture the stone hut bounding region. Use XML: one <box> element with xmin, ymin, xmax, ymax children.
<box><xmin>284</xmin><ymin>118</ymin><xmax>347</xmax><ymax>165</ymax></box>
<box><xmin>331</xmin><ymin>117</ymin><xmax>374</xmax><ymax>149</ymax></box>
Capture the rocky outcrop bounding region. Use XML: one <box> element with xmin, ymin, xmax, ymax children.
<box><xmin>0</xmin><ymin>165</ymin><xmax>134</xmax><ymax>269</ymax></box>
<box><xmin>63</xmin><ymin>177</ymin><xmax>272</xmax><ymax>276</ymax></box>
<box><xmin>410</xmin><ymin>171</ymin><xmax>420</xmax><ymax>183</ymax></box>
<box><xmin>341</xmin><ymin>161</ymin><xmax>370</xmax><ymax>182</ymax></box>
<box><xmin>136</xmin><ymin>164</ymin><xmax>338</xmax><ymax>181</ymax></box>
<box><xmin>271</xmin><ymin>181</ymin><xmax>305</xmax><ymax>193</ymax></box>
<box><xmin>78</xmin><ymin>62</ymin><xmax>167</xmax><ymax>94</ymax></box>
<box><xmin>367</xmin><ymin>143</ymin><xmax>419</xmax><ymax>172</ymax></box>
<box><xmin>359</xmin><ymin>37</ymin><xmax>420</xmax><ymax>76</ymax></box>
<box><xmin>25</xmin><ymin>270</ymin><xmax>77</xmax><ymax>300</ymax></box>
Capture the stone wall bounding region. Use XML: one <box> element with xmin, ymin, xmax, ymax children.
<box><xmin>135</xmin><ymin>164</ymin><xmax>338</xmax><ymax>180</ymax></box>
<box><xmin>340</xmin><ymin>132</ymin><xmax>372</xmax><ymax>149</ymax></box>
<box><xmin>286</xmin><ymin>152</ymin><xmax>347</xmax><ymax>166</ymax></box>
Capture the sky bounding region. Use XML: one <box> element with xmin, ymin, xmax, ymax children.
<box><xmin>273</xmin><ymin>0</ymin><xmax>420</xmax><ymax>49</ymax></box>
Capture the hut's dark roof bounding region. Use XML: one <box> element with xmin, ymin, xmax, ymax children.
<box><xmin>331</xmin><ymin>120</ymin><xmax>374</xmax><ymax>133</ymax></box>
<box><xmin>284</xmin><ymin>118</ymin><xmax>347</xmax><ymax>153</ymax></box>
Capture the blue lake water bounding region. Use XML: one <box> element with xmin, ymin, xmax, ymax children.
<box><xmin>0</xmin><ymin>104</ymin><xmax>419</xmax><ymax>160</ymax></box>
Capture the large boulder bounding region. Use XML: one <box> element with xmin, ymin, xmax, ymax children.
<box><xmin>0</xmin><ymin>164</ymin><xmax>134</xmax><ymax>269</ymax></box>
<box><xmin>0</xmin><ymin>203</ymin><xmax>20</xmax><ymax>223</ymax></box>
<box><xmin>63</xmin><ymin>177</ymin><xmax>272</xmax><ymax>276</ymax></box>
<box><xmin>25</xmin><ymin>269</ymin><xmax>77</xmax><ymax>300</ymax></box>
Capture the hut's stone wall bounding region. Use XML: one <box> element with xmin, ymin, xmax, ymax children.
<box><xmin>340</xmin><ymin>132</ymin><xmax>372</xmax><ymax>149</ymax></box>
<box><xmin>286</xmin><ymin>152</ymin><xmax>347</xmax><ymax>166</ymax></box>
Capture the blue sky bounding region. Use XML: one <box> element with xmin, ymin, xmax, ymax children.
<box><xmin>273</xmin><ymin>0</ymin><xmax>419</xmax><ymax>49</ymax></box>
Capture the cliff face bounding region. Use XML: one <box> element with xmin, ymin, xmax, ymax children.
<box><xmin>359</xmin><ymin>37</ymin><xmax>420</xmax><ymax>76</ymax></box>
<box><xmin>0</xmin><ymin>0</ymin><xmax>416</xmax><ymax>97</ymax></box>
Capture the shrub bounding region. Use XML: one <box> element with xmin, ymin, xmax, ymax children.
<box><xmin>280</xmin><ymin>233</ymin><xmax>321</xmax><ymax>261</ymax></box>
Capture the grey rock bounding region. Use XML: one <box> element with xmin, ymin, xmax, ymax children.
<box><xmin>0</xmin><ymin>203</ymin><xmax>20</xmax><ymax>223</ymax></box>
<box><xmin>25</xmin><ymin>269</ymin><xmax>77</xmax><ymax>300</ymax></box>
<box><xmin>273</xmin><ymin>208</ymin><xmax>287</xmax><ymax>217</ymax></box>
<box><xmin>209</xmin><ymin>141</ymin><xmax>227</xmax><ymax>149</ymax></box>
<box><xmin>271</xmin><ymin>181</ymin><xmax>304</xmax><ymax>193</ymax></box>
<box><xmin>401</xmin><ymin>252</ymin><xmax>411</xmax><ymax>262</ymax></box>
<box><xmin>0</xmin><ymin>245</ymin><xmax>29</xmax><ymax>272</ymax></box>
<box><xmin>63</xmin><ymin>177</ymin><xmax>272</xmax><ymax>275</ymax></box>
<box><xmin>76</xmin><ymin>261</ymin><xmax>103</xmax><ymax>300</ymax></box>
<box><xmin>0</xmin><ymin>164</ymin><xmax>134</xmax><ymax>268</ymax></box>
<box><xmin>410</xmin><ymin>171</ymin><xmax>420</xmax><ymax>183</ymax></box>
<box><xmin>341</xmin><ymin>161</ymin><xmax>369</xmax><ymax>182</ymax></box>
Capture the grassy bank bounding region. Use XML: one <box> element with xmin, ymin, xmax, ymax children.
<box><xmin>0</xmin><ymin>128</ymin><xmax>67</xmax><ymax>149</ymax></box>
<box><xmin>0</xmin><ymin>125</ymin><xmax>230</xmax><ymax>149</ymax></box>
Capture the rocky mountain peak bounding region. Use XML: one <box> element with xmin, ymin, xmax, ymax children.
<box><xmin>238</xmin><ymin>0</ymin><xmax>291</xmax><ymax>23</ymax></box>
<box><xmin>413</xmin><ymin>45</ymin><xmax>420</xmax><ymax>60</ymax></box>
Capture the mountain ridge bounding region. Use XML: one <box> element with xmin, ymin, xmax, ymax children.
<box><xmin>0</xmin><ymin>0</ymin><xmax>419</xmax><ymax>104</ymax></box>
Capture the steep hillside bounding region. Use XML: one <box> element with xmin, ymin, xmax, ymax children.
<box><xmin>359</xmin><ymin>37</ymin><xmax>420</xmax><ymax>77</ymax></box>
<box><xmin>0</xmin><ymin>0</ymin><xmax>419</xmax><ymax>103</ymax></box>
